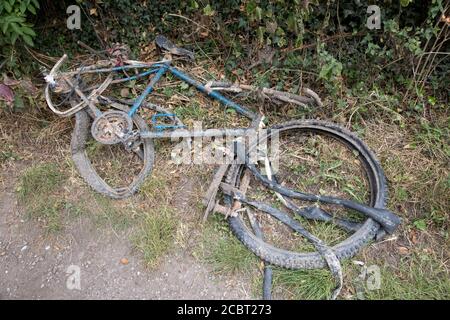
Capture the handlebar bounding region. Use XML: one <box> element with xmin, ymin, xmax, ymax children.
<box><xmin>44</xmin><ymin>54</ymin><xmax>112</xmax><ymax>117</ymax></box>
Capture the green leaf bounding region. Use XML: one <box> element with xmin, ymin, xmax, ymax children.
<box><xmin>257</xmin><ymin>26</ymin><xmax>265</xmax><ymax>44</ymax></box>
<box><xmin>11</xmin><ymin>31</ymin><xmax>18</xmax><ymax>44</ymax></box>
<box><xmin>31</xmin><ymin>0</ymin><xmax>40</xmax><ymax>9</ymax></box>
<box><xmin>10</xmin><ymin>22</ymin><xmax>24</xmax><ymax>36</ymax></box>
<box><xmin>413</xmin><ymin>219</ymin><xmax>427</xmax><ymax>231</ymax></box>
<box><xmin>20</xmin><ymin>1</ymin><xmax>27</xmax><ymax>13</ymax></box>
<box><xmin>400</xmin><ymin>0</ymin><xmax>412</xmax><ymax>7</ymax></box>
<box><xmin>5</xmin><ymin>16</ymin><xmax>26</xmax><ymax>23</ymax></box>
<box><xmin>21</xmin><ymin>25</ymin><xmax>36</xmax><ymax>36</ymax></box>
<box><xmin>189</xmin><ymin>0</ymin><xmax>198</xmax><ymax>9</ymax></box>
<box><xmin>22</xmin><ymin>34</ymin><xmax>34</xmax><ymax>46</ymax></box>
<box><xmin>255</xmin><ymin>7</ymin><xmax>262</xmax><ymax>21</ymax></box>
<box><xmin>4</xmin><ymin>1</ymin><xmax>12</xmax><ymax>13</ymax></box>
<box><xmin>203</xmin><ymin>4</ymin><xmax>215</xmax><ymax>16</ymax></box>
<box><xmin>14</xmin><ymin>94</ymin><xmax>25</xmax><ymax>111</ymax></box>
<box><xmin>28</xmin><ymin>5</ymin><xmax>36</xmax><ymax>15</ymax></box>
<box><xmin>2</xmin><ymin>21</ymin><xmax>9</xmax><ymax>34</ymax></box>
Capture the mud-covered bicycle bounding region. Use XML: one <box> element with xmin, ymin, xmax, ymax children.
<box><xmin>44</xmin><ymin>36</ymin><xmax>400</xmax><ymax>299</ymax></box>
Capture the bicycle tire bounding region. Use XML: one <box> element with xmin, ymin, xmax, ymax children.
<box><xmin>71</xmin><ymin>105</ymin><xmax>154</xmax><ymax>199</ymax></box>
<box><xmin>227</xmin><ymin>120</ymin><xmax>388</xmax><ymax>269</ymax></box>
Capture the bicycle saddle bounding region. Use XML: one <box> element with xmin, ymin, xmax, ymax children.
<box><xmin>155</xmin><ymin>35</ymin><xmax>195</xmax><ymax>61</ymax></box>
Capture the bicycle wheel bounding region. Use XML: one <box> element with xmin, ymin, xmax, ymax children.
<box><xmin>71</xmin><ymin>104</ymin><xmax>154</xmax><ymax>199</ymax></box>
<box><xmin>227</xmin><ymin>120</ymin><xmax>388</xmax><ymax>269</ymax></box>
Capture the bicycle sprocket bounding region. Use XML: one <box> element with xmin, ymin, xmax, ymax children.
<box><xmin>91</xmin><ymin>110</ymin><xmax>133</xmax><ymax>145</ymax></box>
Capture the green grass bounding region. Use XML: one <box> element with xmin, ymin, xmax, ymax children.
<box><xmin>133</xmin><ymin>206</ymin><xmax>178</xmax><ymax>268</ymax></box>
<box><xmin>364</xmin><ymin>253</ymin><xmax>450</xmax><ymax>300</ymax></box>
<box><xmin>174</xmin><ymin>101</ymin><xmax>208</xmax><ymax>122</ymax></box>
<box><xmin>0</xmin><ymin>149</ymin><xmax>20</xmax><ymax>163</ymax></box>
<box><xmin>92</xmin><ymin>194</ymin><xmax>135</xmax><ymax>232</ymax></box>
<box><xmin>140</xmin><ymin>174</ymin><xmax>169</xmax><ymax>199</ymax></box>
<box><xmin>16</xmin><ymin>163</ymin><xmax>66</xmax><ymax>233</ymax></box>
<box><xmin>28</xmin><ymin>199</ymin><xmax>65</xmax><ymax>233</ymax></box>
<box><xmin>17</xmin><ymin>163</ymin><xmax>65</xmax><ymax>201</ymax></box>
<box><xmin>200</xmin><ymin>215</ymin><xmax>258</xmax><ymax>274</ymax></box>
<box><xmin>271</xmin><ymin>267</ymin><xmax>336</xmax><ymax>300</ymax></box>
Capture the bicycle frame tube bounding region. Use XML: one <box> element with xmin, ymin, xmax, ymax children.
<box><xmin>126</xmin><ymin>63</ymin><xmax>257</xmax><ymax>120</ymax></box>
<box><xmin>168</xmin><ymin>66</ymin><xmax>256</xmax><ymax>120</ymax></box>
<box><xmin>128</xmin><ymin>64</ymin><xmax>169</xmax><ymax>117</ymax></box>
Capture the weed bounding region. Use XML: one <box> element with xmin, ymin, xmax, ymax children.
<box><xmin>200</xmin><ymin>215</ymin><xmax>258</xmax><ymax>274</ymax></box>
<box><xmin>92</xmin><ymin>194</ymin><xmax>135</xmax><ymax>232</ymax></box>
<box><xmin>133</xmin><ymin>206</ymin><xmax>178</xmax><ymax>268</ymax></box>
<box><xmin>17</xmin><ymin>163</ymin><xmax>65</xmax><ymax>201</ymax></box>
<box><xmin>364</xmin><ymin>253</ymin><xmax>450</xmax><ymax>300</ymax></box>
<box><xmin>272</xmin><ymin>267</ymin><xmax>336</xmax><ymax>300</ymax></box>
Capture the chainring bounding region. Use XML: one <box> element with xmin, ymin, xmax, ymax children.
<box><xmin>91</xmin><ymin>110</ymin><xmax>133</xmax><ymax>145</ymax></box>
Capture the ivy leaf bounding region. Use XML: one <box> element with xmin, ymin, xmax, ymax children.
<box><xmin>203</xmin><ymin>4</ymin><xmax>215</xmax><ymax>16</ymax></box>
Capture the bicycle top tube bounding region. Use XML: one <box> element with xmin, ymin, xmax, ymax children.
<box><xmin>126</xmin><ymin>62</ymin><xmax>257</xmax><ymax>121</ymax></box>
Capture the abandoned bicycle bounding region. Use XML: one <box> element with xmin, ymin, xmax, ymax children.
<box><xmin>44</xmin><ymin>36</ymin><xmax>400</xmax><ymax>299</ymax></box>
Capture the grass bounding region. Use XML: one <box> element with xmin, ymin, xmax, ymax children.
<box><xmin>0</xmin><ymin>149</ymin><xmax>20</xmax><ymax>163</ymax></box>
<box><xmin>363</xmin><ymin>253</ymin><xmax>450</xmax><ymax>300</ymax></box>
<box><xmin>271</xmin><ymin>267</ymin><xmax>336</xmax><ymax>300</ymax></box>
<box><xmin>17</xmin><ymin>163</ymin><xmax>65</xmax><ymax>201</ymax></box>
<box><xmin>91</xmin><ymin>193</ymin><xmax>135</xmax><ymax>232</ymax></box>
<box><xmin>140</xmin><ymin>173</ymin><xmax>170</xmax><ymax>201</ymax></box>
<box><xmin>133</xmin><ymin>205</ymin><xmax>178</xmax><ymax>268</ymax></box>
<box><xmin>174</xmin><ymin>101</ymin><xmax>208</xmax><ymax>123</ymax></box>
<box><xmin>27</xmin><ymin>198</ymin><xmax>65</xmax><ymax>233</ymax></box>
<box><xmin>16</xmin><ymin>163</ymin><xmax>67</xmax><ymax>233</ymax></box>
<box><xmin>199</xmin><ymin>215</ymin><xmax>258</xmax><ymax>274</ymax></box>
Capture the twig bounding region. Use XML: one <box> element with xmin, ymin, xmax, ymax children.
<box><xmin>282</xmin><ymin>31</ymin><xmax>366</xmax><ymax>53</ymax></box>
<box><xmin>166</xmin><ymin>13</ymin><xmax>212</xmax><ymax>33</ymax></box>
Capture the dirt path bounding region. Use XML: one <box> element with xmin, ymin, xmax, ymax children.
<box><xmin>0</xmin><ymin>164</ymin><xmax>250</xmax><ymax>300</ymax></box>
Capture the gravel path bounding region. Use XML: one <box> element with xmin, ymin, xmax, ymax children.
<box><xmin>0</xmin><ymin>165</ymin><xmax>250</xmax><ymax>300</ymax></box>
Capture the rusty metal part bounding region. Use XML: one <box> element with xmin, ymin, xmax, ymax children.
<box><xmin>91</xmin><ymin>110</ymin><xmax>133</xmax><ymax>145</ymax></box>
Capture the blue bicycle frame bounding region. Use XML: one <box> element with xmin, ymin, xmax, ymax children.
<box><xmin>105</xmin><ymin>62</ymin><xmax>257</xmax><ymax>123</ymax></box>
